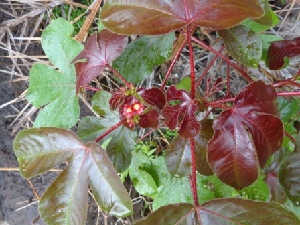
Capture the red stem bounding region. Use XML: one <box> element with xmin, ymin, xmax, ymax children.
<box><xmin>277</xmin><ymin>92</ymin><xmax>300</xmax><ymax>97</ymax></box>
<box><xmin>191</xmin><ymin>37</ymin><xmax>253</xmax><ymax>83</ymax></box>
<box><xmin>187</xmin><ymin>25</ymin><xmax>196</xmax><ymax>99</ymax></box>
<box><xmin>190</xmin><ymin>138</ymin><xmax>199</xmax><ymax>206</ymax></box>
<box><xmin>195</xmin><ymin>46</ymin><xmax>225</xmax><ymax>87</ymax></box>
<box><xmin>95</xmin><ymin>121</ymin><xmax>123</xmax><ymax>142</ymax></box>
<box><xmin>284</xmin><ymin>130</ymin><xmax>296</xmax><ymax>143</ymax></box>
<box><xmin>226</xmin><ymin>59</ymin><xmax>231</xmax><ymax>97</ymax></box>
<box><xmin>106</xmin><ymin>64</ymin><xmax>132</xmax><ymax>88</ymax></box>
<box><xmin>161</xmin><ymin>35</ymin><xmax>188</xmax><ymax>90</ymax></box>
<box><xmin>273</xmin><ymin>79</ymin><xmax>300</xmax><ymax>88</ymax></box>
<box><xmin>84</xmin><ymin>85</ymin><xmax>101</xmax><ymax>92</ymax></box>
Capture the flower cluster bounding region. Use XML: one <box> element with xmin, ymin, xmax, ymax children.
<box><xmin>121</xmin><ymin>98</ymin><xmax>145</xmax><ymax>128</ymax></box>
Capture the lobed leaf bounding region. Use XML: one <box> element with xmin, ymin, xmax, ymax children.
<box><xmin>92</xmin><ymin>91</ymin><xmax>113</xmax><ymax>117</ymax></box>
<box><xmin>13</xmin><ymin>127</ymin><xmax>133</xmax><ymax>224</ymax></box>
<box><xmin>208</xmin><ymin>81</ymin><xmax>283</xmax><ymax>189</ymax></box>
<box><xmin>266</xmin><ymin>37</ymin><xmax>300</xmax><ymax>70</ymax></box>
<box><xmin>135</xmin><ymin>199</ymin><xmax>300</xmax><ymax>224</ymax></box>
<box><xmin>218</xmin><ymin>25</ymin><xmax>262</xmax><ymax>67</ymax></box>
<box><xmin>162</xmin><ymin>86</ymin><xmax>200</xmax><ymax>138</ymax></box>
<box><xmin>100</xmin><ymin>0</ymin><xmax>264</xmax><ymax>35</ymax></box>
<box><xmin>113</xmin><ymin>33</ymin><xmax>175</xmax><ymax>84</ymax></box>
<box><xmin>73</xmin><ymin>30</ymin><xmax>127</xmax><ymax>92</ymax></box>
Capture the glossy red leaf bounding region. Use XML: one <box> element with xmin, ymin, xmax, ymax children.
<box><xmin>162</xmin><ymin>86</ymin><xmax>200</xmax><ymax>138</ymax></box>
<box><xmin>139</xmin><ymin>109</ymin><xmax>160</xmax><ymax>129</ymax></box>
<box><xmin>208</xmin><ymin>81</ymin><xmax>283</xmax><ymax>189</ymax></box>
<box><xmin>266</xmin><ymin>37</ymin><xmax>300</xmax><ymax>70</ymax></box>
<box><xmin>100</xmin><ymin>0</ymin><xmax>264</xmax><ymax>35</ymax></box>
<box><xmin>73</xmin><ymin>30</ymin><xmax>127</xmax><ymax>92</ymax></box>
<box><xmin>135</xmin><ymin>199</ymin><xmax>300</xmax><ymax>225</ymax></box>
<box><xmin>138</xmin><ymin>87</ymin><xmax>166</xmax><ymax>109</ymax></box>
<box><xmin>109</xmin><ymin>87</ymin><xmax>127</xmax><ymax>110</ymax></box>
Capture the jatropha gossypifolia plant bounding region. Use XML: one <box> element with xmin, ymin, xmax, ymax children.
<box><xmin>12</xmin><ymin>0</ymin><xmax>300</xmax><ymax>224</ymax></box>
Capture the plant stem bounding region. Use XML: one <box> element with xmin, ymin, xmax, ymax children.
<box><xmin>106</xmin><ymin>64</ymin><xmax>132</xmax><ymax>88</ymax></box>
<box><xmin>190</xmin><ymin>138</ymin><xmax>199</xmax><ymax>206</ymax></box>
<box><xmin>161</xmin><ymin>34</ymin><xmax>187</xmax><ymax>90</ymax></box>
<box><xmin>84</xmin><ymin>85</ymin><xmax>101</xmax><ymax>92</ymax></box>
<box><xmin>187</xmin><ymin>26</ymin><xmax>196</xmax><ymax>99</ymax></box>
<box><xmin>191</xmin><ymin>37</ymin><xmax>253</xmax><ymax>83</ymax></box>
<box><xmin>95</xmin><ymin>121</ymin><xmax>123</xmax><ymax>142</ymax></box>
<box><xmin>277</xmin><ymin>92</ymin><xmax>300</xmax><ymax>97</ymax></box>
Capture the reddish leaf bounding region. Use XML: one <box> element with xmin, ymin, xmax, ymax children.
<box><xmin>266</xmin><ymin>37</ymin><xmax>300</xmax><ymax>70</ymax></box>
<box><xmin>265</xmin><ymin>170</ymin><xmax>287</xmax><ymax>204</ymax></box>
<box><xmin>139</xmin><ymin>109</ymin><xmax>159</xmax><ymax>129</ymax></box>
<box><xmin>135</xmin><ymin>199</ymin><xmax>300</xmax><ymax>225</ymax></box>
<box><xmin>109</xmin><ymin>87</ymin><xmax>127</xmax><ymax>110</ymax></box>
<box><xmin>100</xmin><ymin>0</ymin><xmax>264</xmax><ymax>35</ymax></box>
<box><xmin>13</xmin><ymin>128</ymin><xmax>133</xmax><ymax>223</ymax></box>
<box><xmin>162</xmin><ymin>86</ymin><xmax>200</xmax><ymax>138</ymax></box>
<box><xmin>138</xmin><ymin>87</ymin><xmax>166</xmax><ymax>109</ymax></box>
<box><xmin>208</xmin><ymin>81</ymin><xmax>283</xmax><ymax>189</ymax></box>
<box><xmin>73</xmin><ymin>30</ymin><xmax>127</xmax><ymax>92</ymax></box>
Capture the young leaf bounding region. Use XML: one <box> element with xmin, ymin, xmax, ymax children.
<box><xmin>266</xmin><ymin>37</ymin><xmax>300</xmax><ymax>70</ymax></box>
<box><xmin>26</xmin><ymin>19</ymin><xmax>83</xmax><ymax>128</ymax></box>
<box><xmin>13</xmin><ymin>127</ymin><xmax>133</xmax><ymax>224</ymax></box>
<box><xmin>136</xmin><ymin>199</ymin><xmax>300</xmax><ymax>224</ymax></box>
<box><xmin>208</xmin><ymin>80</ymin><xmax>283</xmax><ymax>189</ymax></box>
<box><xmin>218</xmin><ymin>25</ymin><xmax>262</xmax><ymax>67</ymax></box>
<box><xmin>138</xmin><ymin>87</ymin><xmax>166</xmax><ymax>110</ymax></box>
<box><xmin>100</xmin><ymin>0</ymin><xmax>264</xmax><ymax>35</ymax></box>
<box><xmin>162</xmin><ymin>86</ymin><xmax>200</xmax><ymax>138</ymax></box>
<box><xmin>113</xmin><ymin>33</ymin><xmax>175</xmax><ymax>84</ymax></box>
<box><xmin>73</xmin><ymin>30</ymin><xmax>127</xmax><ymax>92</ymax></box>
<box><xmin>279</xmin><ymin>134</ymin><xmax>300</xmax><ymax>205</ymax></box>
<box><xmin>266</xmin><ymin>170</ymin><xmax>287</xmax><ymax>203</ymax></box>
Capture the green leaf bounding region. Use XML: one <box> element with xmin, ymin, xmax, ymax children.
<box><xmin>41</xmin><ymin>17</ymin><xmax>83</xmax><ymax>75</ymax></box>
<box><xmin>153</xmin><ymin>174</ymin><xmax>214</xmax><ymax>210</ymax></box>
<box><xmin>13</xmin><ymin>127</ymin><xmax>133</xmax><ymax>224</ymax></box>
<box><xmin>128</xmin><ymin>151</ymin><xmax>158</xmax><ymax>197</ymax></box>
<box><xmin>113</xmin><ymin>33</ymin><xmax>175</xmax><ymax>84</ymax></box>
<box><xmin>106</xmin><ymin>126</ymin><xmax>135</xmax><ymax>172</ymax></box>
<box><xmin>176</xmin><ymin>77</ymin><xmax>191</xmax><ymax>92</ymax></box>
<box><xmin>136</xmin><ymin>199</ymin><xmax>300</xmax><ymax>224</ymax></box>
<box><xmin>218</xmin><ymin>25</ymin><xmax>262</xmax><ymax>68</ymax></box>
<box><xmin>77</xmin><ymin>115</ymin><xmax>119</xmax><ymax>143</ymax></box>
<box><xmin>26</xmin><ymin>18</ymin><xmax>83</xmax><ymax>128</ymax></box>
<box><xmin>240</xmin><ymin>175</ymin><xmax>270</xmax><ymax>201</ymax></box>
<box><xmin>92</xmin><ymin>91</ymin><xmax>112</xmax><ymax>117</ymax></box>
<box><xmin>207</xmin><ymin>175</ymin><xmax>239</xmax><ymax>198</ymax></box>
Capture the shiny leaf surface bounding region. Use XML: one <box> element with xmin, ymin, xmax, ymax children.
<box><xmin>73</xmin><ymin>30</ymin><xmax>127</xmax><ymax>92</ymax></box>
<box><xmin>100</xmin><ymin>0</ymin><xmax>264</xmax><ymax>35</ymax></box>
<box><xmin>136</xmin><ymin>199</ymin><xmax>299</xmax><ymax>225</ymax></box>
<box><xmin>13</xmin><ymin>127</ymin><xmax>132</xmax><ymax>223</ymax></box>
<box><xmin>208</xmin><ymin>80</ymin><xmax>283</xmax><ymax>189</ymax></box>
<box><xmin>266</xmin><ymin>37</ymin><xmax>300</xmax><ymax>70</ymax></box>
<box><xmin>162</xmin><ymin>86</ymin><xmax>200</xmax><ymax>138</ymax></box>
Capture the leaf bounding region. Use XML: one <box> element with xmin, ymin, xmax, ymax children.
<box><xmin>241</xmin><ymin>0</ymin><xmax>279</xmax><ymax>33</ymax></box>
<box><xmin>162</xmin><ymin>86</ymin><xmax>200</xmax><ymax>138</ymax></box>
<box><xmin>218</xmin><ymin>25</ymin><xmax>262</xmax><ymax>67</ymax></box>
<box><xmin>129</xmin><ymin>151</ymin><xmax>158</xmax><ymax>197</ymax></box>
<box><xmin>41</xmin><ymin>18</ymin><xmax>83</xmax><ymax>75</ymax></box>
<box><xmin>261</xmin><ymin>34</ymin><xmax>283</xmax><ymax>61</ymax></box>
<box><xmin>265</xmin><ymin>170</ymin><xmax>287</xmax><ymax>203</ymax></box>
<box><xmin>136</xmin><ymin>199</ymin><xmax>300</xmax><ymax>225</ymax></box>
<box><xmin>100</xmin><ymin>0</ymin><xmax>264</xmax><ymax>35</ymax></box>
<box><xmin>26</xmin><ymin>18</ymin><xmax>83</xmax><ymax>128</ymax></box>
<box><xmin>113</xmin><ymin>33</ymin><xmax>175</xmax><ymax>84</ymax></box>
<box><xmin>176</xmin><ymin>77</ymin><xmax>191</xmax><ymax>92</ymax></box>
<box><xmin>240</xmin><ymin>175</ymin><xmax>270</xmax><ymax>201</ymax></box>
<box><xmin>77</xmin><ymin>115</ymin><xmax>119</xmax><ymax>142</ymax></box>
<box><xmin>279</xmin><ymin>134</ymin><xmax>300</xmax><ymax>206</ymax></box>
<box><xmin>266</xmin><ymin>37</ymin><xmax>300</xmax><ymax>70</ymax></box>
<box><xmin>73</xmin><ymin>30</ymin><xmax>127</xmax><ymax>92</ymax></box>
<box><xmin>153</xmin><ymin>175</ymin><xmax>214</xmax><ymax>211</ymax></box>
<box><xmin>106</xmin><ymin>126</ymin><xmax>135</xmax><ymax>172</ymax></box>
<box><xmin>138</xmin><ymin>87</ymin><xmax>166</xmax><ymax>110</ymax></box>
<box><xmin>92</xmin><ymin>90</ymin><xmax>112</xmax><ymax>116</ymax></box>
<box><xmin>13</xmin><ymin>127</ymin><xmax>133</xmax><ymax>224</ymax></box>
<box><xmin>138</xmin><ymin>109</ymin><xmax>160</xmax><ymax>129</ymax></box>
<box><xmin>208</xmin><ymin>80</ymin><xmax>283</xmax><ymax>189</ymax></box>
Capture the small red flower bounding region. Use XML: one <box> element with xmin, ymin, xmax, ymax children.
<box><xmin>120</xmin><ymin>97</ymin><xmax>145</xmax><ymax>128</ymax></box>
